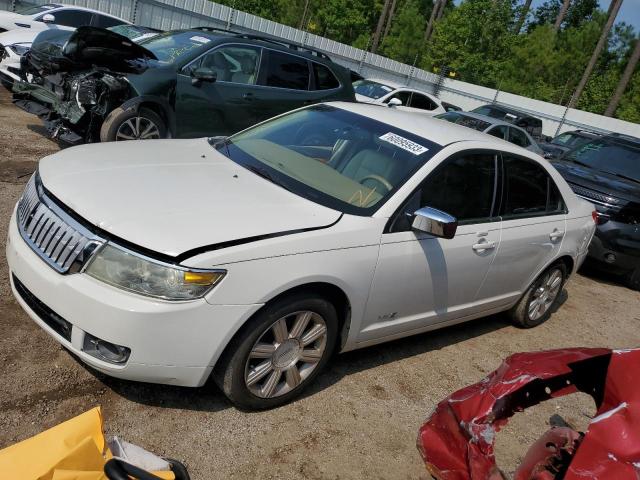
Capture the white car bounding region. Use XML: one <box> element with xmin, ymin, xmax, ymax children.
<box><xmin>0</xmin><ymin>3</ymin><xmax>128</xmax><ymax>83</ymax></box>
<box><xmin>353</xmin><ymin>78</ymin><xmax>447</xmax><ymax>115</ymax></box>
<box><xmin>7</xmin><ymin>102</ymin><xmax>596</xmax><ymax>409</ymax></box>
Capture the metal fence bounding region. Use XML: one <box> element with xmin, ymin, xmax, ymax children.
<box><xmin>2</xmin><ymin>0</ymin><xmax>639</xmax><ymax>137</ymax></box>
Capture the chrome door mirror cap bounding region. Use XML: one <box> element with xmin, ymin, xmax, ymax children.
<box><xmin>387</xmin><ymin>97</ymin><xmax>403</xmax><ymax>107</ymax></box>
<box><xmin>411</xmin><ymin>207</ymin><xmax>458</xmax><ymax>239</ymax></box>
<box><xmin>42</xmin><ymin>13</ymin><xmax>56</xmax><ymax>23</ymax></box>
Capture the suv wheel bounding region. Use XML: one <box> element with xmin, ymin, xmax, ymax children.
<box><xmin>215</xmin><ymin>293</ymin><xmax>338</xmax><ymax>410</ymax></box>
<box><xmin>100</xmin><ymin>107</ymin><xmax>167</xmax><ymax>142</ymax></box>
<box><xmin>509</xmin><ymin>263</ymin><xmax>567</xmax><ymax>328</ymax></box>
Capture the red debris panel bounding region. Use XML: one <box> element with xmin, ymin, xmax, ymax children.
<box><xmin>416</xmin><ymin>348</ymin><xmax>640</xmax><ymax>479</ymax></box>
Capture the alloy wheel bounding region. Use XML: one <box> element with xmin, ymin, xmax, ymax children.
<box><xmin>115</xmin><ymin>116</ymin><xmax>161</xmax><ymax>141</ymax></box>
<box><xmin>244</xmin><ymin>311</ymin><xmax>328</xmax><ymax>399</ymax></box>
<box><xmin>528</xmin><ymin>268</ymin><xmax>563</xmax><ymax>321</ymax></box>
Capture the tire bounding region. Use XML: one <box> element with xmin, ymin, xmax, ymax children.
<box><xmin>100</xmin><ymin>106</ymin><xmax>167</xmax><ymax>142</ymax></box>
<box><xmin>214</xmin><ymin>293</ymin><xmax>338</xmax><ymax>410</ymax></box>
<box><xmin>509</xmin><ymin>263</ymin><xmax>567</xmax><ymax>328</ymax></box>
<box><xmin>626</xmin><ymin>268</ymin><xmax>640</xmax><ymax>291</ymax></box>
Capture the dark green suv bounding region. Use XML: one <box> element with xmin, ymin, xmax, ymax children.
<box><xmin>14</xmin><ymin>26</ymin><xmax>356</xmax><ymax>143</ymax></box>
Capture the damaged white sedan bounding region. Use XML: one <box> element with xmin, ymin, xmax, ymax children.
<box><xmin>6</xmin><ymin>102</ymin><xmax>596</xmax><ymax>409</ymax></box>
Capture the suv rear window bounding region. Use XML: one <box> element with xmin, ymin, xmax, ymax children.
<box><xmin>263</xmin><ymin>51</ymin><xmax>309</xmax><ymax>90</ymax></box>
<box><xmin>312</xmin><ymin>63</ymin><xmax>339</xmax><ymax>90</ymax></box>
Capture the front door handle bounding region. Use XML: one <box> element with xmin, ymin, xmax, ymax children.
<box><xmin>549</xmin><ymin>229</ymin><xmax>565</xmax><ymax>241</ymax></box>
<box><xmin>472</xmin><ymin>240</ymin><xmax>496</xmax><ymax>251</ymax></box>
<box><xmin>243</xmin><ymin>92</ymin><xmax>254</xmax><ymax>101</ymax></box>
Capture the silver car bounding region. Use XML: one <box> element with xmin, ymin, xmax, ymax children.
<box><xmin>436</xmin><ymin>110</ymin><xmax>545</xmax><ymax>156</ymax></box>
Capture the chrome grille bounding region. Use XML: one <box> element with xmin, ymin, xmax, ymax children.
<box><xmin>17</xmin><ymin>175</ymin><xmax>101</xmax><ymax>274</ymax></box>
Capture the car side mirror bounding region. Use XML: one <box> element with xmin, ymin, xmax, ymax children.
<box><xmin>191</xmin><ymin>67</ymin><xmax>216</xmax><ymax>85</ymax></box>
<box><xmin>41</xmin><ymin>13</ymin><xmax>56</xmax><ymax>23</ymax></box>
<box><xmin>411</xmin><ymin>207</ymin><xmax>457</xmax><ymax>239</ymax></box>
<box><xmin>387</xmin><ymin>97</ymin><xmax>403</xmax><ymax>107</ymax></box>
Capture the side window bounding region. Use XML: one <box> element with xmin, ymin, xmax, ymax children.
<box><xmin>192</xmin><ymin>46</ymin><xmax>261</xmax><ymax>84</ymax></box>
<box><xmin>43</xmin><ymin>9</ymin><xmax>93</xmax><ymax>27</ymax></box>
<box><xmin>487</xmin><ymin>125</ymin><xmax>507</xmax><ymax>139</ymax></box>
<box><xmin>384</xmin><ymin>90</ymin><xmax>411</xmax><ymax>106</ymax></box>
<box><xmin>262</xmin><ymin>50</ymin><xmax>309</xmax><ymax>90</ymax></box>
<box><xmin>92</xmin><ymin>14</ymin><xmax>125</xmax><ymax>28</ymax></box>
<box><xmin>474</xmin><ymin>106</ymin><xmax>492</xmax><ymax>116</ymax></box>
<box><xmin>390</xmin><ymin>153</ymin><xmax>498</xmax><ymax>231</ymax></box>
<box><xmin>312</xmin><ymin>63</ymin><xmax>339</xmax><ymax>90</ymax></box>
<box><xmin>508</xmin><ymin>127</ymin><xmax>530</xmax><ymax>148</ymax></box>
<box><xmin>501</xmin><ymin>155</ymin><xmax>565</xmax><ymax>219</ymax></box>
<box><xmin>410</xmin><ymin>93</ymin><xmax>437</xmax><ymax>111</ymax></box>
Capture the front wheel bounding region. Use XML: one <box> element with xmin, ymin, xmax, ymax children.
<box><xmin>214</xmin><ymin>293</ymin><xmax>338</xmax><ymax>410</ymax></box>
<box><xmin>100</xmin><ymin>106</ymin><xmax>167</xmax><ymax>142</ymax></box>
<box><xmin>509</xmin><ymin>263</ymin><xmax>567</xmax><ymax>328</ymax></box>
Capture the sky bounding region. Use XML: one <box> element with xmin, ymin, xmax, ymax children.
<box><xmin>530</xmin><ymin>0</ymin><xmax>640</xmax><ymax>31</ymax></box>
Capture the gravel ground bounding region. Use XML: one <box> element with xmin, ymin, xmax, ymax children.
<box><xmin>1</xmin><ymin>87</ymin><xmax>639</xmax><ymax>479</ymax></box>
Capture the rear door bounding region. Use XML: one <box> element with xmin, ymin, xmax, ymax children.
<box><xmin>175</xmin><ymin>44</ymin><xmax>264</xmax><ymax>137</ymax></box>
<box><xmin>91</xmin><ymin>13</ymin><xmax>126</xmax><ymax>28</ymax></box>
<box><xmin>479</xmin><ymin>153</ymin><xmax>567</xmax><ymax>305</ymax></box>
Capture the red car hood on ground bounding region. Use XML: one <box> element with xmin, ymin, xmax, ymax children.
<box><xmin>417</xmin><ymin>347</ymin><xmax>640</xmax><ymax>479</ymax></box>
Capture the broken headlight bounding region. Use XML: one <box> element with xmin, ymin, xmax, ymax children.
<box><xmin>85</xmin><ymin>244</ymin><xmax>226</xmax><ymax>301</ymax></box>
<box><xmin>8</xmin><ymin>43</ymin><xmax>30</xmax><ymax>56</ymax></box>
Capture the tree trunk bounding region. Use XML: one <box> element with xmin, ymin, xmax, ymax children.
<box><xmin>298</xmin><ymin>0</ymin><xmax>311</xmax><ymax>29</ymax></box>
<box><xmin>435</xmin><ymin>0</ymin><xmax>446</xmax><ymax>20</ymax></box>
<box><xmin>553</xmin><ymin>0</ymin><xmax>571</xmax><ymax>32</ymax></box>
<box><xmin>383</xmin><ymin>0</ymin><xmax>398</xmax><ymax>40</ymax></box>
<box><xmin>605</xmin><ymin>37</ymin><xmax>640</xmax><ymax>116</ymax></box>
<box><xmin>569</xmin><ymin>0</ymin><xmax>623</xmax><ymax>108</ymax></box>
<box><xmin>515</xmin><ymin>0</ymin><xmax>533</xmax><ymax>34</ymax></box>
<box><xmin>424</xmin><ymin>0</ymin><xmax>443</xmax><ymax>41</ymax></box>
<box><xmin>371</xmin><ymin>0</ymin><xmax>393</xmax><ymax>53</ymax></box>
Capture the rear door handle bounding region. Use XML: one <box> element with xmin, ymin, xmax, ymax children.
<box><xmin>472</xmin><ymin>241</ymin><xmax>496</xmax><ymax>251</ymax></box>
<box><xmin>549</xmin><ymin>229</ymin><xmax>565</xmax><ymax>240</ymax></box>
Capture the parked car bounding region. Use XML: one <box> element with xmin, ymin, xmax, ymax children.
<box><xmin>0</xmin><ymin>24</ymin><xmax>158</xmax><ymax>85</ymax></box>
<box><xmin>7</xmin><ymin>102</ymin><xmax>596</xmax><ymax>409</ymax></box>
<box><xmin>353</xmin><ymin>78</ymin><xmax>446</xmax><ymax>115</ymax></box>
<box><xmin>13</xmin><ymin>26</ymin><xmax>355</xmax><ymax>143</ymax></box>
<box><xmin>0</xmin><ymin>3</ymin><xmax>128</xmax><ymax>33</ymax></box>
<box><xmin>471</xmin><ymin>103</ymin><xmax>544</xmax><ymax>140</ymax></box>
<box><xmin>435</xmin><ymin>110</ymin><xmax>545</xmax><ymax>155</ymax></box>
<box><xmin>539</xmin><ymin>129</ymin><xmax>601</xmax><ymax>160</ymax></box>
<box><xmin>552</xmin><ymin>134</ymin><xmax>640</xmax><ymax>290</ymax></box>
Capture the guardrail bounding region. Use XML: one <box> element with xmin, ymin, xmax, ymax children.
<box><xmin>2</xmin><ymin>0</ymin><xmax>639</xmax><ymax>138</ymax></box>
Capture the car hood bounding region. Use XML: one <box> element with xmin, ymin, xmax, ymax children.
<box><xmin>38</xmin><ymin>138</ymin><xmax>342</xmax><ymax>258</ymax></box>
<box><xmin>0</xmin><ymin>27</ymin><xmax>37</xmax><ymax>46</ymax></box>
<box><xmin>28</xmin><ymin>26</ymin><xmax>156</xmax><ymax>75</ymax></box>
<box><xmin>552</xmin><ymin>160</ymin><xmax>640</xmax><ymax>204</ymax></box>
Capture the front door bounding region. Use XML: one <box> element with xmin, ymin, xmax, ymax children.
<box><xmin>175</xmin><ymin>45</ymin><xmax>263</xmax><ymax>138</ymax></box>
<box><xmin>359</xmin><ymin>152</ymin><xmax>502</xmax><ymax>344</ymax></box>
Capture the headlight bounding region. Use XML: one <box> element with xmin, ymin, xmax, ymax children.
<box><xmin>8</xmin><ymin>43</ymin><xmax>31</xmax><ymax>56</ymax></box>
<box><xmin>85</xmin><ymin>244</ymin><xmax>226</xmax><ymax>301</ymax></box>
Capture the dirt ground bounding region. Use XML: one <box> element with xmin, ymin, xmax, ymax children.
<box><xmin>0</xmin><ymin>86</ymin><xmax>638</xmax><ymax>479</ymax></box>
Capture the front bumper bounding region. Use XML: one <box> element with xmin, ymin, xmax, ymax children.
<box><xmin>7</xmin><ymin>209</ymin><xmax>261</xmax><ymax>387</ymax></box>
<box><xmin>0</xmin><ymin>45</ymin><xmax>22</xmax><ymax>84</ymax></box>
<box><xmin>588</xmin><ymin>220</ymin><xmax>640</xmax><ymax>274</ymax></box>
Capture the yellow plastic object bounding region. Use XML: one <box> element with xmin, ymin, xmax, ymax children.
<box><xmin>0</xmin><ymin>407</ymin><xmax>174</xmax><ymax>480</ymax></box>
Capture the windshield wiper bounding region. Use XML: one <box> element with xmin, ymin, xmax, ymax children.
<box><xmin>247</xmin><ymin>165</ymin><xmax>293</xmax><ymax>192</ymax></box>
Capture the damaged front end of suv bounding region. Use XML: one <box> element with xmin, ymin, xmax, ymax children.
<box><xmin>12</xmin><ymin>26</ymin><xmax>156</xmax><ymax>144</ymax></box>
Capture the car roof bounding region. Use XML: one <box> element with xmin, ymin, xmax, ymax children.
<box><xmin>364</xmin><ymin>78</ymin><xmax>437</xmax><ymax>97</ymax></box>
<box><xmin>479</xmin><ymin>103</ymin><xmax>537</xmax><ymax>119</ymax></box>
<box><xmin>328</xmin><ymin>101</ymin><xmax>508</xmax><ymax>146</ymax></box>
<box><xmin>51</xmin><ymin>3</ymin><xmax>129</xmax><ymax>20</ymax></box>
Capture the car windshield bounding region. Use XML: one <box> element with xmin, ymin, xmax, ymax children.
<box><xmin>108</xmin><ymin>25</ymin><xmax>159</xmax><ymax>41</ymax></box>
<box><xmin>353</xmin><ymin>79</ymin><xmax>395</xmax><ymax>99</ymax></box>
<box><xmin>216</xmin><ymin>105</ymin><xmax>441</xmax><ymax>215</ymax></box>
<box><xmin>565</xmin><ymin>137</ymin><xmax>640</xmax><ymax>184</ymax></box>
<box><xmin>17</xmin><ymin>3</ymin><xmax>59</xmax><ymax>15</ymax></box>
<box><xmin>551</xmin><ymin>132</ymin><xmax>592</xmax><ymax>147</ymax></box>
<box><xmin>140</xmin><ymin>31</ymin><xmax>213</xmax><ymax>63</ymax></box>
<box><xmin>435</xmin><ymin>112</ymin><xmax>491</xmax><ymax>132</ymax></box>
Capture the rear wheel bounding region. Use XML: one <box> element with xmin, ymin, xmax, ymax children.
<box><xmin>100</xmin><ymin>106</ymin><xmax>167</xmax><ymax>142</ymax></box>
<box><xmin>215</xmin><ymin>293</ymin><xmax>338</xmax><ymax>410</ymax></box>
<box><xmin>626</xmin><ymin>268</ymin><xmax>640</xmax><ymax>291</ymax></box>
<box><xmin>509</xmin><ymin>263</ymin><xmax>567</xmax><ymax>328</ymax></box>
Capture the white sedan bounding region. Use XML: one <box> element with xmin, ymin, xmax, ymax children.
<box><xmin>354</xmin><ymin>78</ymin><xmax>447</xmax><ymax>115</ymax></box>
<box><xmin>7</xmin><ymin>102</ymin><xmax>596</xmax><ymax>409</ymax></box>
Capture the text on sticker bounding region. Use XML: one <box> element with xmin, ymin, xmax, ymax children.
<box><xmin>379</xmin><ymin>132</ymin><xmax>429</xmax><ymax>155</ymax></box>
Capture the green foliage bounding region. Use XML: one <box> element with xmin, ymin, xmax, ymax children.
<box><xmin>209</xmin><ymin>0</ymin><xmax>639</xmax><ymax>123</ymax></box>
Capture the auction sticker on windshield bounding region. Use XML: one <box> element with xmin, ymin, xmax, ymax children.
<box><xmin>380</xmin><ymin>132</ymin><xmax>429</xmax><ymax>155</ymax></box>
